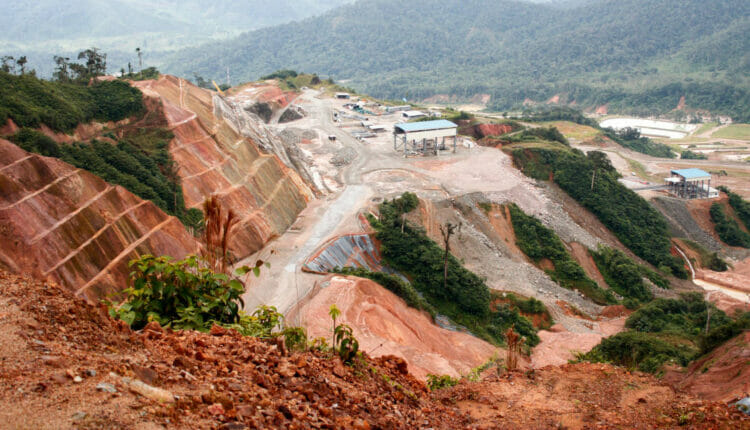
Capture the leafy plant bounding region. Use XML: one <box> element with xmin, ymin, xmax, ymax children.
<box><xmin>333</xmin><ymin>323</ymin><xmax>359</xmax><ymax>364</ymax></box>
<box><xmin>508</xmin><ymin>203</ymin><xmax>614</xmax><ymax>305</ymax></box>
<box><xmin>108</xmin><ymin>254</ymin><xmax>247</xmax><ymax>331</ymax></box>
<box><xmin>710</xmin><ymin>203</ymin><xmax>750</xmax><ymax>248</ymax></box>
<box><xmin>426</xmin><ymin>374</ymin><xmax>459</xmax><ymax>391</ymax></box>
<box><xmin>283</xmin><ymin>327</ymin><xmax>308</xmax><ymax>352</ymax></box>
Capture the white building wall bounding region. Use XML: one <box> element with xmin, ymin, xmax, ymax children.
<box><xmin>402</xmin><ymin>129</ymin><xmax>457</xmax><ymax>141</ymax></box>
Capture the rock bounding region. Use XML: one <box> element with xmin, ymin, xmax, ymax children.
<box><xmin>210</xmin><ymin>324</ymin><xmax>228</xmax><ymax>336</ymax></box>
<box><xmin>51</xmin><ymin>373</ymin><xmax>69</xmax><ymax>384</ymax></box>
<box><xmin>73</xmin><ymin>376</ymin><xmax>83</xmax><ymax>383</ymax></box>
<box><xmin>85</xmin><ymin>369</ymin><xmax>97</xmax><ymax>377</ymax></box>
<box><xmin>132</xmin><ymin>365</ymin><xmax>158</xmax><ymax>385</ymax></box>
<box><xmin>71</xmin><ymin>411</ymin><xmax>87</xmax><ymax>421</ymax></box>
<box><xmin>279</xmin><ymin>105</ymin><xmax>305</xmax><ymax>123</ymax></box>
<box><xmin>41</xmin><ymin>355</ymin><xmax>67</xmax><ymax>368</ymax></box>
<box><xmin>207</xmin><ymin>403</ymin><xmax>226</xmax><ymax>416</ymax></box>
<box><xmin>278</xmin><ymin>404</ymin><xmax>294</xmax><ymax>419</ymax></box>
<box><xmin>96</xmin><ymin>382</ymin><xmax>117</xmax><ymax>393</ymax></box>
<box><xmin>333</xmin><ymin>363</ymin><xmax>347</xmax><ymax>378</ymax></box>
<box><xmin>119</xmin><ymin>374</ymin><xmax>175</xmax><ymax>403</ymax></box>
<box><xmin>219</xmin><ymin>423</ymin><xmax>247</xmax><ymax>430</ymax></box>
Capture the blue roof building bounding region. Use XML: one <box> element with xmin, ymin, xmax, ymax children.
<box><xmin>665</xmin><ymin>168</ymin><xmax>718</xmax><ymax>199</ymax></box>
<box><xmin>393</xmin><ymin>120</ymin><xmax>459</xmax><ymax>156</ymax></box>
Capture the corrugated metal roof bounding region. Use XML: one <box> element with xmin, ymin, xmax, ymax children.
<box><xmin>394</xmin><ymin>120</ymin><xmax>458</xmax><ymax>133</ymax></box>
<box><xmin>671</xmin><ymin>168</ymin><xmax>711</xmax><ymax>179</ymax></box>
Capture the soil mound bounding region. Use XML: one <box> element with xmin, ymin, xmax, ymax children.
<box><xmin>0</xmin><ymin>270</ymin><xmax>467</xmax><ymax>429</ymax></box>
<box><xmin>435</xmin><ymin>363</ymin><xmax>748</xmax><ymax>428</ymax></box>
<box><xmin>664</xmin><ymin>332</ymin><xmax>750</xmax><ymax>403</ymax></box>
<box><xmin>2</xmin><ymin>270</ymin><xmax>746</xmax><ymax>428</ymax></box>
<box><xmin>294</xmin><ymin>276</ymin><xmax>499</xmax><ymax>380</ymax></box>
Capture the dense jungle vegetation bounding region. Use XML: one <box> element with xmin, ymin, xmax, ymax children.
<box><xmin>510</xmin><ymin>143</ymin><xmax>688</xmax><ymax>278</ymax></box>
<box><xmin>165</xmin><ymin>0</ymin><xmax>750</xmax><ymax>122</ymax></box>
<box><xmin>582</xmin><ymin>293</ymin><xmax>750</xmax><ymax>373</ymax></box>
<box><xmin>1</xmin><ymin>67</ymin><xmax>202</xmax><ymax>230</ymax></box>
<box><xmin>507</xmin><ymin>204</ymin><xmax>614</xmax><ymax>305</ymax></box>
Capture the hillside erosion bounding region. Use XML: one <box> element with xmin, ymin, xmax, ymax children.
<box><xmin>290</xmin><ymin>275</ymin><xmax>501</xmax><ymax>380</ymax></box>
<box><xmin>0</xmin><ymin>139</ymin><xmax>199</xmax><ymax>300</ymax></box>
<box><xmin>0</xmin><ymin>76</ymin><xmax>318</xmax><ymax>299</ymax></box>
<box><xmin>134</xmin><ymin>76</ymin><xmax>314</xmax><ymax>260</ymax></box>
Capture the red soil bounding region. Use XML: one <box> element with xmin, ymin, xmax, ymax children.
<box><xmin>664</xmin><ymin>332</ymin><xmax>750</xmax><ymax>403</ymax></box>
<box><xmin>568</xmin><ymin>242</ymin><xmax>608</xmax><ymax>289</ymax></box>
<box><xmin>294</xmin><ymin>276</ymin><xmax>500</xmax><ymax>380</ymax></box>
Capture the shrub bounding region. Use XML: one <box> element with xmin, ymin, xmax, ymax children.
<box><xmin>333</xmin><ymin>324</ymin><xmax>359</xmax><ymax>364</ymax></box>
<box><xmin>370</xmin><ymin>193</ymin><xmax>539</xmax><ymax>346</ymax></box>
<box><xmin>591</xmin><ymin>246</ymin><xmax>655</xmax><ymax>303</ymax></box>
<box><xmin>108</xmin><ymin>254</ymin><xmax>247</xmax><ymax>331</ymax></box>
<box><xmin>710</xmin><ymin>203</ymin><xmax>750</xmax><ymax>248</ymax></box>
<box><xmin>582</xmin><ymin>331</ymin><xmax>696</xmax><ymax>373</ymax></box>
<box><xmin>426</xmin><ymin>374</ymin><xmax>459</xmax><ymax>391</ymax></box>
<box><xmin>508</xmin><ymin>204</ymin><xmax>614</xmax><ymax>305</ymax></box>
<box><xmin>511</xmin><ymin>145</ymin><xmax>688</xmax><ymax>278</ymax></box>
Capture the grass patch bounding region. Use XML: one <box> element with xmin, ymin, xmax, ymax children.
<box><xmin>713</xmin><ymin>124</ymin><xmax>750</xmax><ymax>140</ymax></box>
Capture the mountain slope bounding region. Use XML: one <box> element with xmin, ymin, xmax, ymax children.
<box><xmin>164</xmin><ymin>0</ymin><xmax>750</xmax><ymax>120</ymax></box>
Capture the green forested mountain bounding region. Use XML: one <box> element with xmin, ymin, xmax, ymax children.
<box><xmin>163</xmin><ymin>0</ymin><xmax>750</xmax><ymax>120</ymax></box>
<box><xmin>0</xmin><ymin>0</ymin><xmax>353</xmax><ymax>77</ymax></box>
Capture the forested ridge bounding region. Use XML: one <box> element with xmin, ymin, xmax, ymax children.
<box><xmin>164</xmin><ymin>0</ymin><xmax>750</xmax><ymax>121</ymax></box>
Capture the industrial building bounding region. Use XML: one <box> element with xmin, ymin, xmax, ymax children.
<box><xmin>664</xmin><ymin>168</ymin><xmax>719</xmax><ymax>199</ymax></box>
<box><xmin>393</xmin><ymin>120</ymin><xmax>458</xmax><ymax>156</ymax></box>
<box><xmin>401</xmin><ymin>110</ymin><xmax>426</xmax><ymax>120</ymax></box>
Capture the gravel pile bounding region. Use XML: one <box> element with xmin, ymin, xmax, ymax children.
<box><xmin>330</xmin><ymin>147</ymin><xmax>357</xmax><ymax>167</ymax></box>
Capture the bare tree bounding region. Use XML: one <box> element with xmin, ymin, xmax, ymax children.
<box><xmin>201</xmin><ymin>195</ymin><xmax>237</xmax><ymax>274</ymax></box>
<box><xmin>53</xmin><ymin>56</ymin><xmax>70</xmax><ymax>82</ymax></box>
<box><xmin>135</xmin><ymin>47</ymin><xmax>142</xmax><ymax>72</ymax></box>
<box><xmin>439</xmin><ymin>221</ymin><xmax>461</xmax><ymax>292</ymax></box>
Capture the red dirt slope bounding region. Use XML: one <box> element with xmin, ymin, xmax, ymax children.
<box><xmin>0</xmin><ymin>270</ymin><xmax>467</xmax><ymax>429</ymax></box>
<box><xmin>134</xmin><ymin>76</ymin><xmax>313</xmax><ymax>260</ymax></box>
<box><xmin>665</xmin><ymin>332</ymin><xmax>750</xmax><ymax>402</ymax></box>
<box><xmin>0</xmin><ymin>139</ymin><xmax>198</xmax><ymax>300</ymax></box>
<box><xmin>1</xmin><ymin>270</ymin><xmax>746</xmax><ymax>429</ymax></box>
<box><xmin>293</xmin><ymin>276</ymin><xmax>500</xmax><ymax>380</ymax></box>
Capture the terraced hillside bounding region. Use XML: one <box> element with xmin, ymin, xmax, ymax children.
<box><xmin>0</xmin><ymin>75</ymin><xmax>316</xmax><ymax>299</ymax></box>
<box><xmin>135</xmin><ymin>76</ymin><xmax>314</xmax><ymax>258</ymax></box>
<box><xmin>0</xmin><ymin>139</ymin><xmax>199</xmax><ymax>300</ymax></box>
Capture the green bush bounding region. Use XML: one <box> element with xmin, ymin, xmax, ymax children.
<box><xmin>512</xmin><ymin>146</ymin><xmax>688</xmax><ymax>278</ymax></box>
<box><xmin>508</xmin><ymin>204</ymin><xmax>614</xmax><ymax>305</ymax></box>
<box><xmin>426</xmin><ymin>374</ymin><xmax>459</xmax><ymax>391</ymax></box>
<box><xmin>582</xmin><ymin>331</ymin><xmax>696</xmax><ymax>373</ymax></box>
<box><xmin>710</xmin><ymin>203</ymin><xmax>750</xmax><ymax>248</ymax></box>
<box><xmin>626</xmin><ymin>293</ymin><xmax>730</xmax><ymax>337</ymax></box>
<box><xmin>108</xmin><ymin>254</ymin><xmax>247</xmax><ymax>331</ymax></box>
<box><xmin>681</xmin><ymin>150</ymin><xmax>708</xmax><ymax>160</ymax></box>
<box><xmin>0</xmin><ymin>71</ymin><xmax>144</xmax><ymax>133</ymax></box>
<box><xmin>369</xmin><ymin>193</ymin><xmax>539</xmax><ymax>346</ymax></box>
<box><xmin>591</xmin><ymin>246</ymin><xmax>655</xmax><ymax>303</ymax></box>
<box><xmin>722</xmin><ymin>187</ymin><xmax>750</xmax><ymax>231</ymax></box>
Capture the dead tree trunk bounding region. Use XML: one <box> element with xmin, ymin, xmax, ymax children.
<box><xmin>439</xmin><ymin>222</ymin><xmax>461</xmax><ymax>293</ymax></box>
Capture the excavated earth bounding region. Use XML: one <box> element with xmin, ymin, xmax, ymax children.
<box><xmin>2</xmin><ymin>270</ymin><xmax>747</xmax><ymax>429</ymax></box>
<box><xmin>0</xmin><ymin>76</ymin><xmax>318</xmax><ymax>300</ymax></box>
<box><xmin>0</xmin><ymin>139</ymin><xmax>199</xmax><ymax>300</ymax></box>
<box><xmin>290</xmin><ymin>275</ymin><xmax>501</xmax><ymax>380</ymax></box>
<box><xmin>134</xmin><ymin>76</ymin><xmax>314</xmax><ymax>260</ymax></box>
<box><xmin>665</xmin><ymin>332</ymin><xmax>750</xmax><ymax>403</ymax></box>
